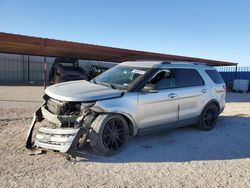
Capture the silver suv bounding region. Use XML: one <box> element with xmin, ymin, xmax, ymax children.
<box><xmin>26</xmin><ymin>61</ymin><xmax>226</xmax><ymax>156</ymax></box>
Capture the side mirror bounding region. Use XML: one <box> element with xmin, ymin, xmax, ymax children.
<box><xmin>141</xmin><ymin>84</ymin><xmax>158</xmax><ymax>93</ymax></box>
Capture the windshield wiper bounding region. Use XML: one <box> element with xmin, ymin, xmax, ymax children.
<box><xmin>96</xmin><ymin>82</ymin><xmax>115</xmax><ymax>89</ymax></box>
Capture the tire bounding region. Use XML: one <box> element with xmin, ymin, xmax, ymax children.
<box><xmin>89</xmin><ymin>114</ymin><xmax>129</xmax><ymax>156</ymax></box>
<box><xmin>196</xmin><ymin>102</ymin><xmax>219</xmax><ymax>130</ymax></box>
<box><xmin>68</xmin><ymin>128</ymin><xmax>88</xmax><ymax>154</ymax></box>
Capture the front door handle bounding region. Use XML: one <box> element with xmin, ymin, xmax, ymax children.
<box><xmin>201</xmin><ymin>89</ymin><xmax>207</xmax><ymax>93</ymax></box>
<box><xmin>168</xmin><ymin>93</ymin><xmax>177</xmax><ymax>98</ymax></box>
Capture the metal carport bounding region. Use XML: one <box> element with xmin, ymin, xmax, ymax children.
<box><xmin>0</xmin><ymin>32</ymin><xmax>237</xmax><ymax>88</ymax></box>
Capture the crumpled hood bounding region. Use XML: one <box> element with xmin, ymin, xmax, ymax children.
<box><xmin>45</xmin><ymin>80</ymin><xmax>123</xmax><ymax>102</ymax></box>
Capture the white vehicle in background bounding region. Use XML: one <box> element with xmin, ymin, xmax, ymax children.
<box><xmin>26</xmin><ymin>61</ymin><xmax>226</xmax><ymax>156</ymax></box>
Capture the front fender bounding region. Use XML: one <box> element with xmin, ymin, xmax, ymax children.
<box><xmin>90</xmin><ymin>93</ymin><xmax>139</xmax><ymax>136</ymax></box>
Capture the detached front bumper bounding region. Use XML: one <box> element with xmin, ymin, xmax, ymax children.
<box><xmin>25</xmin><ymin>107</ymin><xmax>85</xmax><ymax>153</ymax></box>
<box><xmin>34</xmin><ymin>127</ymin><xmax>80</xmax><ymax>152</ymax></box>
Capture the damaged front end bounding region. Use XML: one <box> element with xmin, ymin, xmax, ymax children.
<box><xmin>25</xmin><ymin>95</ymin><xmax>97</xmax><ymax>153</ymax></box>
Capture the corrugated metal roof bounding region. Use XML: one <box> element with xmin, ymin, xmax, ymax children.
<box><xmin>0</xmin><ymin>32</ymin><xmax>237</xmax><ymax>66</ymax></box>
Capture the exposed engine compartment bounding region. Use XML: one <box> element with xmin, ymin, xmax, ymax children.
<box><xmin>25</xmin><ymin>95</ymin><xmax>99</xmax><ymax>152</ymax></box>
<box><xmin>45</xmin><ymin>95</ymin><xmax>81</xmax><ymax>115</ymax></box>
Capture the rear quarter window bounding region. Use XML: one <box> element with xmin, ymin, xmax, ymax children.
<box><xmin>206</xmin><ymin>70</ymin><xmax>224</xmax><ymax>84</ymax></box>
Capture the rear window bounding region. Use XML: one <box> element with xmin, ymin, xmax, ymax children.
<box><xmin>206</xmin><ymin>70</ymin><xmax>224</xmax><ymax>84</ymax></box>
<box><xmin>174</xmin><ymin>69</ymin><xmax>204</xmax><ymax>87</ymax></box>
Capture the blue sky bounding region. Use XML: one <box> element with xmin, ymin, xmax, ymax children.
<box><xmin>0</xmin><ymin>0</ymin><xmax>249</xmax><ymax>66</ymax></box>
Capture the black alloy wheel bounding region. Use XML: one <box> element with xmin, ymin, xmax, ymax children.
<box><xmin>89</xmin><ymin>114</ymin><xmax>129</xmax><ymax>156</ymax></box>
<box><xmin>203</xmin><ymin>107</ymin><xmax>218</xmax><ymax>127</ymax></box>
<box><xmin>197</xmin><ymin>103</ymin><xmax>219</xmax><ymax>130</ymax></box>
<box><xmin>102</xmin><ymin>118</ymin><xmax>127</xmax><ymax>152</ymax></box>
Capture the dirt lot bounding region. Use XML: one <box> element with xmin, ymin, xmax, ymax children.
<box><xmin>0</xmin><ymin>86</ymin><xmax>250</xmax><ymax>187</ymax></box>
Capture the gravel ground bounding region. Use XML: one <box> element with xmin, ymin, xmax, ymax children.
<box><xmin>0</xmin><ymin>87</ymin><xmax>250</xmax><ymax>187</ymax></box>
<box><xmin>0</xmin><ymin>86</ymin><xmax>43</xmax><ymax>119</ymax></box>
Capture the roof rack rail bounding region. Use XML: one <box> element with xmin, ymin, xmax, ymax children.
<box><xmin>193</xmin><ymin>62</ymin><xmax>211</xmax><ymax>66</ymax></box>
<box><xmin>161</xmin><ymin>61</ymin><xmax>210</xmax><ymax>66</ymax></box>
<box><xmin>161</xmin><ymin>61</ymin><xmax>171</xmax><ymax>64</ymax></box>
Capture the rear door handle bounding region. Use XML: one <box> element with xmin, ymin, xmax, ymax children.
<box><xmin>201</xmin><ymin>89</ymin><xmax>207</xmax><ymax>93</ymax></box>
<box><xmin>168</xmin><ymin>93</ymin><xmax>177</xmax><ymax>98</ymax></box>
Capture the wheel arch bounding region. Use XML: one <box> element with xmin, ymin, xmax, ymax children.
<box><xmin>201</xmin><ymin>99</ymin><xmax>220</xmax><ymax>116</ymax></box>
<box><xmin>206</xmin><ymin>99</ymin><xmax>220</xmax><ymax>109</ymax></box>
<box><xmin>100</xmin><ymin>112</ymin><xmax>137</xmax><ymax>137</ymax></box>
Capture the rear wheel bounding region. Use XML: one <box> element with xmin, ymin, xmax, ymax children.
<box><xmin>196</xmin><ymin>103</ymin><xmax>219</xmax><ymax>130</ymax></box>
<box><xmin>89</xmin><ymin>114</ymin><xmax>129</xmax><ymax>156</ymax></box>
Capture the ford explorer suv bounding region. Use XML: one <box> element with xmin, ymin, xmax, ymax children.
<box><xmin>26</xmin><ymin>61</ymin><xmax>226</xmax><ymax>156</ymax></box>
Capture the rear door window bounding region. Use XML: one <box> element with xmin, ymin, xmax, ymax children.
<box><xmin>174</xmin><ymin>69</ymin><xmax>204</xmax><ymax>87</ymax></box>
<box><xmin>206</xmin><ymin>70</ymin><xmax>224</xmax><ymax>84</ymax></box>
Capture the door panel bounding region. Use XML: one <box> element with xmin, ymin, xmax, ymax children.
<box><xmin>138</xmin><ymin>89</ymin><xmax>178</xmax><ymax>129</ymax></box>
<box><xmin>177</xmin><ymin>86</ymin><xmax>207</xmax><ymax>120</ymax></box>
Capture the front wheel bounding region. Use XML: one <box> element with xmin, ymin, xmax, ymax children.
<box><xmin>196</xmin><ymin>103</ymin><xmax>219</xmax><ymax>130</ymax></box>
<box><xmin>89</xmin><ymin>114</ymin><xmax>129</xmax><ymax>156</ymax></box>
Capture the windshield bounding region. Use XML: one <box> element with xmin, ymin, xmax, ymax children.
<box><xmin>93</xmin><ymin>65</ymin><xmax>149</xmax><ymax>90</ymax></box>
